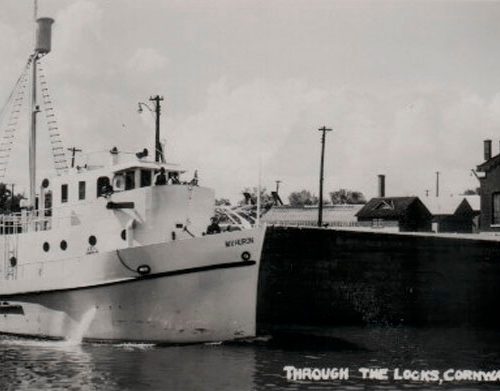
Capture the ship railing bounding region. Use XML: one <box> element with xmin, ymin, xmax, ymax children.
<box><xmin>0</xmin><ymin>208</ymin><xmax>83</xmax><ymax>235</ymax></box>
<box><xmin>0</xmin><ymin>209</ymin><xmax>53</xmax><ymax>234</ymax></box>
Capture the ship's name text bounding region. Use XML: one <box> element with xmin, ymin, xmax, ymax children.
<box><xmin>225</xmin><ymin>237</ymin><xmax>254</xmax><ymax>247</ymax></box>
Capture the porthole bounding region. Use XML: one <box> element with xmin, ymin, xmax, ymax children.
<box><xmin>41</xmin><ymin>178</ymin><xmax>49</xmax><ymax>188</ymax></box>
<box><xmin>43</xmin><ymin>242</ymin><xmax>50</xmax><ymax>252</ymax></box>
<box><xmin>60</xmin><ymin>240</ymin><xmax>67</xmax><ymax>250</ymax></box>
<box><xmin>9</xmin><ymin>257</ymin><xmax>16</xmax><ymax>267</ymax></box>
<box><xmin>88</xmin><ymin>235</ymin><xmax>97</xmax><ymax>246</ymax></box>
<box><xmin>121</xmin><ymin>229</ymin><xmax>126</xmax><ymax>241</ymax></box>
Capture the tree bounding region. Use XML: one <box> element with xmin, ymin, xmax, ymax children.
<box><xmin>0</xmin><ymin>183</ymin><xmax>23</xmax><ymax>213</ymax></box>
<box><xmin>463</xmin><ymin>188</ymin><xmax>480</xmax><ymax>195</ymax></box>
<box><xmin>239</xmin><ymin>187</ymin><xmax>274</xmax><ymax>208</ymax></box>
<box><xmin>288</xmin><ymin>190</ymin><xmax>319</xmax><ymax>207</ymax></box>
<box><xmin>330</xmin><ymin>189</ymin><xmax>366</xmax><ymax>204</ymax></box>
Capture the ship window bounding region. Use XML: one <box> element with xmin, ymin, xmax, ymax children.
<box><xmin>43</xmin><ymin>242</ymin><xmax>50</xmax><ymax>252</ymax></box>
<box><xmin>140</xmin><ymin>170</ymin><xmax>152</xmax><ymax>187</ymax></box>
<box><xmin>60</xmin><ymin>240</ymin><xmax>67</xmax><ymax>250</ymax></box>
<box><xmin>61</xmin><ymin>184</ymin><xmax>68</xmax><ymax>203</ymax></box>
<box><xmin>493</xmin><ymin>193</ymin><xmax>500</xmax><ymax>225</ymax></box>
<box><xmin>125</xmin><ymin>170</ymin><xmax>135</xmax><ymax>190</ymax></box>
<box><xmin>79</xmin><ymin>181</ymin><xmax>86</xmax><ymax>200</ymax></box>
<box><xmin>97</xmin><ymin>176</ymin><xmax>110</xmax><ymax>197</ymax></box>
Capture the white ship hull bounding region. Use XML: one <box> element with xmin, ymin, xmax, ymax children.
<box><xmin>0</xmin><ymin>227</ymin><xmax>266</xmax><ymax>343</ymax></box>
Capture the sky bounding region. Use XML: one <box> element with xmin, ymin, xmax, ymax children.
<box><xmin>1</xmin><ymin>0</ymin><xmax>499</xmax><ymax>203</ymax></box>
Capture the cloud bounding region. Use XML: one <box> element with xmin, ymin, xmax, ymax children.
<box><xmin>165</xmin><ymin>78</ymin><xmax>490</xmax><ymax>202</ymax></box>
<box><xmin>127</xmin><ymin>48</ymin><xmax>169</xmax><ymax>73</ymax></box>
<box><xmin>49</xmin><ymin>0</ymin><xmax>103</xmax><ymax>77</ymax></box>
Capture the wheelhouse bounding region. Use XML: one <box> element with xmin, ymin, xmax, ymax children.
<box><xmin>42</xmin><ymin>161</ymin><xmax>186</xmax><ymax>210</ymax></box>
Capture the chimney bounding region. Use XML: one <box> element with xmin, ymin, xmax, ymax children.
<box><xmin>484</xmin><ymin>139</ymin><xmax>492</xmax><ymax>161</ymax></box>
<box><xmin>378</xmin><ymin>174</ymin><xmax>385</xmax><ymax>198</ymax></box>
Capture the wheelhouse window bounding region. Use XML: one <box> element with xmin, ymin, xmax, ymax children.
<box><xmin>61</xmin><ymin>184</ymin><xmax>68</xmax><ymax>203</ymax></box>
<box><xmin>140</xmin><ymin>169</ymin><xmax>152</xmax><ymax>187</ymax></box>
<box><xmin>125</xmin><ymin>170</ymin><xmax>135</xmax><ymax>190</ymax></box>
<box><xmin>78</xmin><ymin>181</ymin><xmax>86</xmax><ymax>200</ymax></box>
<box><xmin>97</xmin><ymin>176</ymin><xmax>110</xmax><ymax>197</ymax></box>
<box><xmin>493</xmin><ymin>193</ymin><xmax>500</xmax><ymax>225</ymax></box>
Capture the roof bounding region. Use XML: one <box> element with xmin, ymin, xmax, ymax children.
<box><xmin>463</xmin><ymin>195</ymin><xmax>480</xmax><ymax>212</ymax></box>
<box><xmin>421</xmin><ymin>197</ymin><xmax>463</xmax><ymax>216</ymax></box>
<box><xmin>262</xmin><ymin>204</ymin><xmax>363</xmax><ymax>224</ymax></box>
<box><xmin>477</xmin><ymin>153</ymin><xmax>500</xmax><ymax>173</ymax></box>
<box><xmin>355</xmin><ymin>197</ymin><xmax>425</xmax><ymax>219</ymax></box>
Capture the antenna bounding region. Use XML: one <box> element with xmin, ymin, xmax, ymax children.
<box><xmin>33</xmin><ymin>0</ymin><xmax>38</xmax><ymax>44</ymax></box>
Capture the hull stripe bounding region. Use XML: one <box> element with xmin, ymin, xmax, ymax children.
<box><xmin>0</xmin><ymin>259</ymin><xmax>256</xmax><ymax>299</ymax></box>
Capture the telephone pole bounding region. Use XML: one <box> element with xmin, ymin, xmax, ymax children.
<box><xmin>317</xmin><ymin>126</ymin><xmax>332</xmax><ymax>227</ymax></box>
<box><xmin>67</xmin><ymin>147</ymin><xmax>82</xmax><ymax>168</ymax></box>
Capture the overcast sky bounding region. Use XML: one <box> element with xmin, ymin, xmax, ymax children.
<box><xmin>1</xmin><ymin>0</ymin><xmax>499</xmax><ymax>202</ymax></box>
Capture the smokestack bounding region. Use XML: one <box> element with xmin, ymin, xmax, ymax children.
<box><xmin>35</xmin><ymin>17</ymin><xmax>54</xmax><ymax>54</ymax></box>
<box><xmin>378</xmin><ymin>174</ymin><xmax>385</xmax><ymax>198</ymax></box>
<box><xmin>484</xmin><ymin>139</ymin><xmax>492</xmax><ymax>161</ymax></box>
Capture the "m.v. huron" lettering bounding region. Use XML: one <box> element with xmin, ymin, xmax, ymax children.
<box><xmin>225</xmin><ymin>237</ymin><xmax>254</xmax><ymax>247</ymax></box>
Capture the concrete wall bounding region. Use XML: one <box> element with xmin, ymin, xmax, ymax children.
<box><xmin>257</xmin><ymin>226</ymin><xmax>500</xmax><ymax>333</ymax></box>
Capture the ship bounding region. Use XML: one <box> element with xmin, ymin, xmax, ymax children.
<box><xmin>0</xmin><ymin>17</ymin><xmax>266</xmax><ymax>343</ymax></box>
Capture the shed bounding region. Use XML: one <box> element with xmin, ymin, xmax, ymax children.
<box><xmin>422</xmin><ymin>197</ymin><xmax>477</xmax><ymax>233</ymax></box>
<box><xmin>356</xmin><ymin>196</ymin><xmax>432</xmax><ymax>232</ymax></box>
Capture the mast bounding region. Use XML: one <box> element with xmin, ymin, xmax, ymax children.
<box><xmin>29</xmin><ymin>51</ymin><xmax>38</xmax><ymax>209</ymax></box>
<box><xmin>29</xmin><ymin>17</ymin><xmax>54</xmax><ymax>209</ymax></box>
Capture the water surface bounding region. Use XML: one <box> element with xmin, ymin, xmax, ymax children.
<box><xmin>2</xmin><ymin>327</ymin><xmax>500</xmax><ymax>390</ymax></box>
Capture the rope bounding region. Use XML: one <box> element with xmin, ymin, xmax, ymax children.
<box><xmin>0</xmin><ymin>58</ymin><xmax>30</xmax><ymax>128</ymax></box>
<box><xmin>37</xmin><ymin>59</ymin><xmax>69</xmax><ymax>174</ymax></box>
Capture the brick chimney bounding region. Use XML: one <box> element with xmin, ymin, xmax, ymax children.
<box><xmin>484</xmin><ymin>139</ymin><xmax>492</xmax><ymax>161</ymax></box>
<box><xmin>378</xmin><ymin>174</ymin><xmax>385</xmax><ymax>198</ymax></box>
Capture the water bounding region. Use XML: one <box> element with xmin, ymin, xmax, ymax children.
<box><xmin>1</xmin><ymin>327</ymin><xmax>500</xmax><ymax>390</ymax></box>
<box><xmin>65</xmin><ymin>307</ymin><xmax>98</xmax><ymax>345</ymax></box>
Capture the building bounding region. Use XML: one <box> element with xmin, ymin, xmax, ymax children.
<box><xmin>422</xmin><ymin>196</ymin><xmax>478</xmax><ymax>233</ymax></box>
<box><xmin>261</xmin><ymin>204</ymin><xmax>363</xmax><ymax>227</ymax></box>
<box><xmin>356</xmin><ymin>196</ymin><xmax>432</xmax><ymax>232</ymax></box>
<box><xmin>476</xmin><ymin>140</ymin><xmax>500</xmax><ymax>231</ymax></box>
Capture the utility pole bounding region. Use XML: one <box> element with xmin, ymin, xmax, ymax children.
<box><xmin>149</xmin><ymin>95</ymin><xmax>164</xmax><ymax>163</ymax></box>
<box><xmin>67</xmin><ymin>147</ymin><xmax>82</xmax><ymax>168</ymax></box>
<box><xmin>317</xmin><ymin>126</ymin><xmax>332</xmax><ymax>227</ymax></box>
<box><xmin>436</xmin><ymin>171</ymin><xmax>440</xmax><ymax>197</ymax></box>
